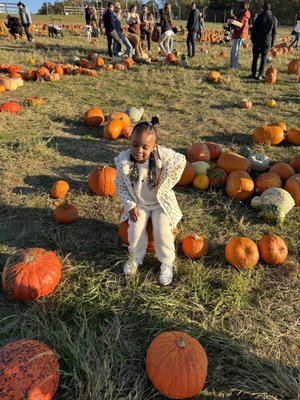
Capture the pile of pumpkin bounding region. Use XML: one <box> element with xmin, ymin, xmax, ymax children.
<box><xmin>207</xmin><ymin>70</ymin><xmax>231</xmax><ymax>85</ymax></box>
<box><xmin>0</xmin><ymin>65</ymin><xmax>24</xmax><ymax>93</ymax></box>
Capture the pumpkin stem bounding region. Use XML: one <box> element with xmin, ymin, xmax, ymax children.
<box><xmin>176</xmin><ymin>337</ymin><xmax>186</xmax><ymax>348</ymax></box>
<box><xmin>63</xmin><ymin>199</ymin><xmax>69</xmax><ymax>208</ymax></box>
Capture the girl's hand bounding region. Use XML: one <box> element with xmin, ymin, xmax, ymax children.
<box><xmin>129</xmin><ymin>207</ymin><xmax>140</xmax><ymax>222</ymax></box>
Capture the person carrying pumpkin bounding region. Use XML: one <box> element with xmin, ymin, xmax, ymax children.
<box><xmin>114</xmin><ymin>117</ymin><xmax>186</xmax><ymax>285</ymax></box>
<box><xmin>229</xmin><ymin>1</ymin><xmax>250</xmax><ymax>69</ymax></box>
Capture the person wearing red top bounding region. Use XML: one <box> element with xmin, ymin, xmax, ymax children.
<box><xmin>229</xmin><ymin>2</ymin><xmax>250</xmax><ymax>69</ymax></box>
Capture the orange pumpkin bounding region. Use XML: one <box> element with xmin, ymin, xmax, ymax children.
<box><xmin>225</xmin><ymin>237</ymin><xmax>259</xmax><ymax>269</ymax></box>
<box><xmin>51</xmin><ymin>180</ymin><xmax>70</xmax><ymax>199</ymax></box>
<box><xmin>104</xmin><ymin>119</ymin><xmax>124</xmax><ymax>139</ymax></box>
<box><xmin>226</xmin><ymin>170</ymin><xmax>254</xmax><ymax>201</ymax></box>
<box><xmin>268</xmin><ymin>122</ymin><xmax>287</xmax><ymax>131</ymax></box>
<box><xmin>181</xmin><ymin>234</ymin><xmax>208</xmax><ymax>259</ymax></box>
<box><xmin>54</xmin><ymin>64</ymin><xmax>64</xmax><ymax>76</ymax></box>
<box><xmin>288</xmin><ymin>59</ymin><xmax>300</xmax><ymax>74</ymax></box>
<box><xmin>25</xmin><ymin>96</ymin><xmax>44</xmax><ymax>107</ymax></box>
<box><xmin>122</xmin><ymin>57</ymin><xmax>134</xmax><ymax>69</ymax></box>
<box><xmin>0</xmin><ymin>102</ymin><xmax>21</xmax><ymax>114</ymax></box>
<box><xmin>84</xmin><ymin>107</ymin><xmax>105</xmax><ymax>126</ymax></box>
<box><xmin>216</xmin><ymin>152</ymin><xmax>250</xmax><ymax>174</ymax></box>
<box><xmin>94</xmin><ymin>57</ymin><xmax>104</xmax><ymax>67</ymax></box>
<box><xmin>207</xmin><ymin>71</ymin><xmax>221</xmax><ymax>82</ymax></box>
<box><xmin>257</xmin><ymin>234</ymin><xmax>288</xmax><ymax>265</ymax></box>
<box><xmin>119</xmin><ymin>217</ymin><xmax>155</xmax><ymax>252</ymax></box>
<box><xmin>0</xmin><ymin>84</ymin><xmax>6</xmax><ymax>93</ymax></box>
<box><xmin>255</xmin><ymin>172</ymin><xmax>282</xmax><ymax>194</ymax></box>
<box><xmin>109</xmin><ymin>111</ymin><xmax>131</xmax><ymax>129</ymax></box>
<box><xmin>88</xmin><ymin>166</ymin><xmax>116</xmax><ymax>195</ymax></box>
<box><xmin>176</xmin><ymin>161</ymin><xmax>195</xmax><ymax>186</ymax></box>
<box><xmin>286</xmin><ymin>128</ymin><xmax>300</xmax><ymax>145</ymax></box>
<box><xmin>43</xmin><ymin>60</ymin><xmax>56</xmax><ymax>71</ymax></box>
<box><xmin>187</xmin><ymin>143</ymin><xmax>210</xmax><ymax>163</ymax></box>
<box><xmin>146</xmin><ymin>331</ymin><xmax>207</xmax><ymax>399</ymax></box>
<box><xmin>269</xmin><ymin>163</ymin><xmax>295</xmax><ymax>180</ymax></box>
<box><xmin>26</xmin><ymin>69</ymin><xmax>38</xmax><ymax>81</ymax></box>
<box><xmin>53</xmin><ymin>200</ymin><xmax>78</xmax><ymax>224</ymax></box>
<box><xmin>290</xmin><ymin>154</ymin><xmax>300</xmax><ymax>171</ymax></box>
<box><xmin>166</xmin><ymin>53</ymin><xmax>176</xmax><ymax>62</ymax></box>
<box><xmin>37</xmin><ymin>66</ymin><xmax>50</xmax><ymax>79</ymax></box>
<box><xmin>266</xmin><ymin>66</ymin><xmax>277</xmax><ymax>75</ymax></box>
<box><xmin>265</xmin><ymin>72</ymin><xmax>277</xmax><ymax>84</ymax></box>
<box><xmin>2</xmin><ymin>248</ymin><xmax>62</xmax><ymax>300</ymax></box>
<box><xmin>0</xmin><ymin>339</ymin><xmax>59</xmax><ymax>399</ymax></box>
<box><xmin>252</xmin><ymin>125</ymin><xmax>284</xmax><ymax>145</ymax></box>
<box><xmin>284</xmin><ymin>174</ymin><xmax>300</xmax><ymax>206</ymax></box>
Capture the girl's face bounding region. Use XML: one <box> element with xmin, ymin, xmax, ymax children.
<box><xmin>130</xmin><ymin>130</ymin><xmax>157</xmax><ymax>163</ymax></box>
<box><xmin>131</xmin><ymin>6</ymin><xmax>136</xmax><ymax>13</ymax></box>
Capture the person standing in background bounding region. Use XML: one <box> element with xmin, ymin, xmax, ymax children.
<box><xmin>289</xmin><ymin>17</ymin><xmax>300</xmax><ymax>48</ymax></box>
<box><xmin>249</xmin><ymin>2</ymin><xmax>277</xmax><ymax>80</ymax></box>
<box><xmin>103</xmin><ymin>2</ymin><xmax>123</xmax><ymax>58</ymax></box>
<box><xmin>17</xmin><ymin>2</ymin><xmax>33</xmax><ymax>42</ymax></box>
<box><xmin>84</xmin><ymin>4</ymin><xmax>91</xmax><ymax>25</ymax></box>
<box><xmin>229</xmin><ymin>1</ymin><xmax>250</xmax><ymax>69</ymax></box>
<box><xmin>140</xmin><ymin>4</ymin><xmax>154</xmax><ymax>52</ymax></box>
<box><xmin>186</xmin><ymin>2</ymin><xmax>200</xmax><ymax>57</ymax></box>
<box><xmin>158</xmin><ymin>3</ymin><xmax>174</xmax><ymax>56</ymax></box>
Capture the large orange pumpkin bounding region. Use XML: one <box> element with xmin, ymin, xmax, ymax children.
<box><xmin>146</xmin><ymin>331</ymin><xmax>207</xmax><ymax>399</ymax></box>
<box><xmin>0</xmin><ymin>339</ymin><xmax>59</xmax><ymax>400</ymax></box>
<box><xmin>119</xmin><ymin>217</ymin><xmax>154</xmax><ymax>252</ymax></box>
<box><xmin>284</xmin><ymin>174</ymin><xmax>300</xmax><ymax>206</ymax></box>
<box><xmin>225</xmin><ymin>237</ymin><xmax>259</xmax><ymax>269</ymax></box>
<box><xmin>226</xmin><ymin>170</ymin><xmax>254</xmax><ymax>200</ymax></box>
<box><xmin>252</xmin><ymin>125</ymin><xmax>284</xmax><ymax>145</ymax></box>
<box><xmin>187</xmin><ymin>143</ymin><xmax>210</xmax><ymax>163</ymax></box>
<box><xmin>288</xmin><ymin>59</ymin><xmax>300</xmax><ymax>74</ymax></box>
<box><xmin>84</xmin><ymin>107</ymin><xmax>104</xmax><ymax>126</ymax></box>
<box><xmin>257</xmin><ymin>234</ymin><xmax>288</xmax><ymax>265</ymax></box>
<box><xmin>181</xmin><ymin>234</ymin><xmax>208</xmax><ymax>259</ymax></box>
<box><xmin>50</xmin><ymin>180</ymin><xmax>70</xmax><ymax>198</ymax></box>
<box><xmin>216</xmin><ymin>152</ymin><xmax>250</xmax><ymax>174</ymax></box>
<box><xmin>88</xmin><ymin>166</ymin><xmax>116</xmax><ymax>195</ymax></box>
<box><xmin>2</xmin><ymin>248</ymin><xmax>62</xmax><ymax>300</ymax></box>
<box><xmin>286</xmin><ymin>128</ymin><xmax>300</xmax><ymax>145</ymax></box>
<box><xmin>176</xmin><ymin>161</ymin><xmax>195</xmax><ymax>186</ymax></box>
<box><xmin>290</xmin><ymin>153</ymin><xmax>300</xmax><ymax>171</ymax></box>
<box><xmin>103</xmin><ymin>119</ymin><xmax>124</xmax><ymax>139</ymax></box>
<box><xmin>269</xmin><ymin>163</ymin><xmax>295</xmax><ymax>180</ymax></box>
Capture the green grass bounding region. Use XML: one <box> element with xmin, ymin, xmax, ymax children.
<box><xmin>0</xmin><ymin>25</ymin><xmax>300</xmax><ymax>400</ymax></box>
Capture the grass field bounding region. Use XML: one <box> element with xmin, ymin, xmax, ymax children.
<box><xmin>0</xmin><ymin>19</ymin><xmax>300</xmax><ymax>400</ymax></box>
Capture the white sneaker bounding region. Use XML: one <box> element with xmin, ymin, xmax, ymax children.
<box><xmin>123</xmin><ymin>258</ymin><xmax>141</xmax><ymax>276</ymax></box>
<box><xmin>159</xmin><ymin>264</ymin><xmax>173</xmax><ymax>286</ymax></box>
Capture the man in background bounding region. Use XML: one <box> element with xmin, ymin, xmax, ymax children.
<box><xmin>186</xmin><ymin>2</ymin><xmax>200</xmax><ymax>57</ymax></box>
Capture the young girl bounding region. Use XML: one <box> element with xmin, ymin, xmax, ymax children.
<box><xmin>114</xmin><ymin>117</ymin><xmax>186</xmax><ymax>285</ymax></box>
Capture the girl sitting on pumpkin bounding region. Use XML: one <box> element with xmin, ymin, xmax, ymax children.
<box><xmin>114</xmin><ymin>117</ymin><xmax>186</xmax><ymax>285</ymax></box>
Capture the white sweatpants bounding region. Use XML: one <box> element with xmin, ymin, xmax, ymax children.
<box><xmin>128</xmin><ymin>205</ymin><xmax>175</xmax><ymax>265</ymax></box>
<box><xmin>158</xmin><ymin>30</ymin><xmax>173</xmax><ymax>56</ymax></box>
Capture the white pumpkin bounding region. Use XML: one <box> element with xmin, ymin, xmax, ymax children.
<box><xmin>125</xmin><ymin>106</ymin><xmax>144</xmax><ymax>122</ymax></box>
<box><xmin>248</xmin><ymin>153</ymin><xmax>270</xmax><ymax>172</ymax></box>
<box><xmin>3</xmin><ymin>78</ymin><xmax>19</xmax><ymax>91</ymax></box>
<box><xmin>192</xmin><ymin>161</ymin><xmax>210</xmax><ymax>175</ymax></box>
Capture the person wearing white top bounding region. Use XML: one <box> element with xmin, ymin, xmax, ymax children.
<box><xmin>290</xmin><ymin>18</ymin><xmax>300</xmax><ymax>48</ymax></box>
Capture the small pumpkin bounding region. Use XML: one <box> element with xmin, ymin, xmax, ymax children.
<box><xmin>252</xmin><ymin>125</ymin><xmax>284</xmax><ymax>145</ymax></box>
<box><xmin>255</xmin><ymin>172</ymin><xmax>282</xmax><ymax>194</ymax></box>
<box><xmin>122</xmin><ymin>57</ymin><xmax>134</xmax><ymax>69</ymax></box>
<box><xmin>265</xmin><ymin>72</ymin><xmax>277</xmax><ymax>84</ymax></box>
<box><xmin>53</xmin><ymin>200</ymin><xmax>79</xmax><ymax>224</ymax></box>
<box><xmin>284</xmin><ymin>174</ymin><xmax>300</xmax><ymax>206</ymax></box>
<box><xmin>288</xmin><ymin>59</ymin><xmax>300</xmax><ymax>74</ymax></box>
<box><xmin>122</xmin><ymin>126</ymin><xmax>133</xmax><ymax>140</ymax></box>
<box><xmin>191</xmin><ymin>161</ymin><xmax>210</xmax><ymax>175</ymax></box>
<box><xmin>269</xmin><ymin>163</ymin><xmax>295</xmax><ymax>180</ymax></box>
<box><xmin>257</xmin><ymin>234</ymin><xmax>288</xmax><ymax>265</ymax></box>
<box><xmin>0</xmin><ymin>84</ymin><xmax>6</xmax><ymax>93</ymax></box>
<box><xmin>238</xmin><ymin>99</ymin><xmax>252</xmax><ymax>109</ymax></box>
<box><xmin>88</xmin><ymin>166</ymin><xmax>116</xmax><ymax>195</ymax></box>
<box><xmin>0</xmin><ymin>339</ymin><xmax>59</xmax><ymax>399</ymax></box>
<box><xmin>207</xmin><ymin>71</ymin><xmax>221</xmax><ymax>82</ymax></box>
<box><xmin>84</xmin><ymin>107</ymin><xmax>105</xmax><ymax>126</ymax></box>
<box><xmin>37</xmin><ymin>66</ymin><xmax>50</xmax><ymax>79</ymax></box>
<box><xmin>193</xmin><ymin>175</ymin><xmax>210</xmax><ymax>190</ymax></box>
<box><xmin>51</xmin><ymin>180</ymin><xmax>70</xmax><ymax>199</ymax></box>
<box><xmin>207</xmin><ymin>167</ymin><xmax>227</xmax><ymax>187</ymax></box>
<box><xmin>94</xmin><ymin>56</ymin><xmax>104</xmax><ymax>67</ymax></box>
<box><xmin>187</xmin><ymin>143</ymin><xmax>210</xmax><ymax>163</ymax></box>
<box><xmin>216</xmin><ymin>152</ymin><xmax>250</xmax><ymax>174</ymax></box>
<box><xmin>146</xmin><ymin>331</ymin><xmax>207</xmax><ymax>399</ymax></box>
<box><xmin>286</xmin><ymin>128</ymin><xmax>300</xmax><ymax>145</ymax></box>
<box><xmin>176</xmin><ymin>161</ymin><xmax>195</xmax><ymax>186</ymax></box>
<box><xmin>104</xmin><ymin>118</ymin><xmax>124</xmax><ymax>140</ymax></box>
<box><xmin>109</xmin><ymin>111</ymin><xmax>131</xmax><ymax>129</ymax></box>
<box><xmin>25</xmin><ymin>96</ymin><xmax>44</xmax><ymax>107</ymax></box>
<box><xmin>114</xmin><ymin>63</ymin><xmax>126</xmax><ymax>71</ymax></box>
<box><xmin>2</xmin><ymin>248</ymin><xmax>62</xmax><ymax>300</ymax></box>
<box><xmin>54</xmin><ymin>64</ymin><xmax>64</xmax><ymax>76</ymax></box>
<box><xmin>166</xmin><ymin>53</ymin><xmax>176</xmax><ymax>63</ymax></box>
<box><xmin>265</xmin><ymin>99</ymin><xmax>277</xmax><ymax>108</ymax></box>
<box><xmin>226</xmin><ymin>170</ymin><xmax>254</xmax><ymax>201</ymax></box>
<box><xmin>181</xmin><ymin>234</ymin><xmax>208</xmax><ymax>259</ymax></box>
<box><xmin>205</xmin><ymin>142</ymin><xmax>222</xmax><ymax>159</ymax></box>
<box><xmin>26</xmin><ymin>69</ymin><xmax>38</xmax><ymax>81</ymax></box>
<box><xmin>225</xmin><ymin>237</ymin><xmax>259</xmax><ymax>269</ymax></box>
<box><xmin>248</xmin><ymin>153</ymin><xmax>270</xmax><ymax>172</ymax></box>
<box><xmin>268</xmin><ymin>121</ymin><xmax>287</xmax><ymax>131</ymax></box>
<box><xmin>290</xmin><ymin>154</ymin><xmax>300</xmax><ymax>171</ymax></box>
<box><xmin>0</xmin><ymin>101</ymin><xmax>21</xmax><ymax>114</ymax></box>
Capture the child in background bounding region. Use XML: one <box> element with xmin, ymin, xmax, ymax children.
<box><xmin>114</xmin><ymin>117</ymin><xmax>186</xmax><ymax>285</ymax></box>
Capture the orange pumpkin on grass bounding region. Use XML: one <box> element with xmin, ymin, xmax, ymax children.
<box><xmin>88</xmin><ymin>166</ymin><xmax>116</xmax><ymax>195</ymax></box>
<box><xmin>257</xmin><ymin>234</ymin><xmax>288</xmax><ymax>265</ymax></box>
<box><xmin>216</xmin><ymin>152</ymin><xmax>250</xmax><ymax>174</ymax></box>
<box><xmin>286</xmin><ymin>128</ymin><xmax>300</xmax><ymax>145</ymax></box>
<box><xmin>51</xmin><ymin>180</ymin><xmax>70</xmax><ymax>199</ymax></box>
<box><xmin>269</xmin><ymin>163</ymin><xmax>295</xmax><ymax>180</ymax></box>
<box><xmin>146</xmin><ymin>331</ymin><xmax>207</xmax><ymax>399</ymax></box>
<box><xmin>181</xmin><ymin>234</ymin><xmax>208</xmax><ymax>259</ymax></box>
<box><xmin>2</xmin><ymin>248</ymin><xmax>62</xmax><ymax>300</ymax></box>
<box><xmin>84</xmin><ymin>107</ymin><xmax>104</xmax><ymax>126</ymax></box>
<box><xmin>109</xmin><ymin>111</ymin><xmax>131</xmax><ymax>129</ymax></box>
<box><xmin>290</xmin><ymin>153</ymin><xmax>300</xmax><ymax>171</ymax></box>
<box><xmin>252</xmin><ymin>125</ymin><xmax>284</xmax><ymax>145</ymax></box>
<box><xmin>225</xmin><ymin>237</ymin><xmax>259</xmax><ymax>269</ymax></box>
<box><xmin>226</xmin><ymin>170</ymin><xmax>254</xmax><ymax>201</ymax></box>
<box><xmin>284</xmin><ymin>174</ymin><xmax>300</xmax><ymax>206</ymax></box>
<box><xmin>176</xmin><ymin>161</ymin><xmax>195</xmax><ymax>186</ymax></box>
<box><xmin>53</xmin><ymin>200</ymin><xmax>78</xmax><ymax>224</ymax></box>
<box><xmin>104</xmin><ymin>118</ymin><xmax>124</xmax><ymax>139</ymax></box>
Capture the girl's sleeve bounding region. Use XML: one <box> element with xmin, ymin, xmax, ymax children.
<box><xmin>115</xmin><ymin>164</ymin><xmax>136</xmax><ymax>212</ymax></box>
<box><xmin>126</xmin><ymin>14</ymin><xmax>131</xmax><ymax>25</ymax></box>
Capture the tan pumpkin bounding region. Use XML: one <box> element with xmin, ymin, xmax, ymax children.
<box><xmin>252</xmin><ymin>125</ymin><xmax>284</xmax><ymax>145</ymax></box>
<box><xmin>286</xmin><ymin>128</ymin><xmax>300</xmax><ymax>145</ymax></box>
<box><xmin>269</xmin><ymin>163</ymin><xmax>295</xmax><ymax>180</ymax></box>
<box><xmin>2</xmin><ymin>78</ymin><xmax>19</xmax><ymax>91</ymax></box>
<box><xmin>238</xmin><ymin>99</ymin><xmax>252</xmax><ymax>109</ymax></box>
<box><xmin>226</xmin><ymin>170</ymin><xmax>254</xmax><ymax>201</ymax></box>
<box><xmin>176</xmin><ymin>161</ymin><xmax>195</xmax><ymax>186</ymax></box>
<box><xmin>225</xmin><ymin>237</ymin><xmax>259</xmax><ymax>269</ymax></box>
<box><xmin>257</xmin><ymin>234</ymin><xmax>288</xmax><ymax>265</ymax></box>
<box><xmin>216</xmin><ymin>152</ymin><xmax>250</xmax><ymax>174</ymax></box>
<box><xmin>114</xmin><ymin>63</ymin><xmax>126</xmax><ymax>71</ymax></box>
<box><xmin>284</xmin><ymin>174</ymin><xmax>300</xmax><ymax>206</ymax></box>
<box><xmin>187</xmin><ymin>143</ymin><xmax>210</xmax><ymax>163</ymax></box>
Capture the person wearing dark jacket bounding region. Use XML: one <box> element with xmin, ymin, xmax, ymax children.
<box><xmin>158</xmin><ymin>3</ymin><xmax>174</xmax><ymax>56</ymax></box>
<box><xmin>249</xmin><ymin>2</ymin><xmax>277</xmax><ymax>80</ymax></box>
<box><xmin>17</xmin><ymin>2</ymin><xmax>33</xmax><ymax>42</ymax></box>
<box><xmin>103</xmin><ymin>2</ymin><xmax>123</xmax><ymax>58</ymax></box>
<box><xmin>186</xmin><ymin>2</ymin><xmax>200</xmax><ymax>57</ymax></box>
<box><xmin>5</xmin><ymin>15</ymin><xmax>23</xmax><ymax>38</ymax></box>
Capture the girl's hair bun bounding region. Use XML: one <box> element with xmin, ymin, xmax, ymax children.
<box><xmin>150</xmin><ymin>116</ymin><xmax>159</xmax><ymax>126</ymax></box>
